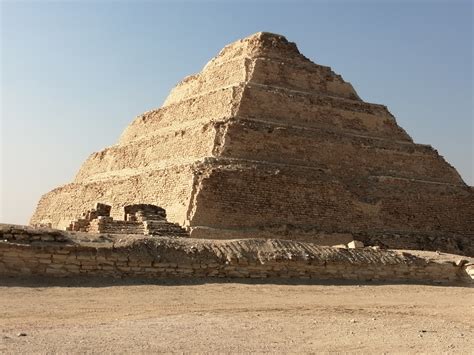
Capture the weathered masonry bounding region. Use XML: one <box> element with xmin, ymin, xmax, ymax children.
<box><xmin>66</xmin><ymin>203</ymin><xmax>188</xmax><ymax>237</ymax></box>
<box><xmin>30</xmin><ymin>32</ymin><xmax>474</xmax><ymax>245</ymax></box>
<box><xmin>1</xmin><ymin>225</ymin><xmax>473</xmax><ymax>283</ymax></box>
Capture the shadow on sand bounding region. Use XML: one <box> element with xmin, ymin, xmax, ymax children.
<box><xmin>0</xmin><ymin>275</ymin><xmax>471</xmax><ymax>289</ymax></box>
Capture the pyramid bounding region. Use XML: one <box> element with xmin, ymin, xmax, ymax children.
<box><xmin>31</xmin><ymin>32</ymin><xmax>473</xmax><ymax>244</ymax></box>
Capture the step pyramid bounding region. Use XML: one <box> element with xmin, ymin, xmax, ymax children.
<box><xmin>31</xmin><ymin>32</ymin><xmax>473</xmax><ymax>244</ymax></box>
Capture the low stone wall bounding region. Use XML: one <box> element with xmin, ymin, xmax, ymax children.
<box><xmin>0</xmin><ymin>225</ymin><xmax>472</xmax><ymax>283</ymax></box>
<box><xmin>1</xmin><ymin>225</ymin><xmax>71</xmax><ymax>243</ymax></box>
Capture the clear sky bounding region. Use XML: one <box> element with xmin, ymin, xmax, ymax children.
<box><xmin>1</xmin><ymin>0</ymin><xmax>472</xmax><ymax>225</ymax></box>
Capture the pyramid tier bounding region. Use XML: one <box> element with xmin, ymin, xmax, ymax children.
<box><xmin>76</xmin><ymin>114</ymin><xmax>460</xmax><ymax>186</ymax></box>
<box><xmin>164</xmin><ymin>33</ymin><xmax>362</xmax><ymax>107</ymax></box>
<box><xmin>248</xmin><ymin>57</ymin><xmax>359</xmax><ymax>100</ymax></box>
<box><xmin>31</xmin><ymin>157</ymin><xmax>473</xmax><ymax>240</ymax></box>
<box><xmin>79</xmin><ymin>83</ymin><xmax>410</xmax><ymax>183</ymax></box>
<box><xmin>236</xmin><ymin>84</ymin><xmax>411</xmax><ymax>141</ymax></box>
<box><xmin>187</xmin><ymin>160</ymin><xmax>474</xmax><ymax>238</ymax></box>
<box><xmin>119</xmin><ymin>86</ymin><xmax>241</xmax><ymax>144</ymax></box>
<box><xmin>123</xmin><ymin>83</ymin><xmax>409</xmax><ymax>145</ymax></box>
<box><xmin>75</xmin><ymin>121</ymin><xmax>217</xmax><ymax>183</ymax></box>
<box><xmin>218</xmin><ymin>118</ymin><xmax>464</xmax><ymax>184</ymax></box>
<box><xmin>164</xmin><ymin>55</ymin><xmax>359</xmax><ymax>106</ymax></box>
<box><xmin>31</xmin><ymin>165</ymin><xmax>196</xmax><ymax>230</ymax></box>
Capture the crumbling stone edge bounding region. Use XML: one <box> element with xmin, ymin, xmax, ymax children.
<box><xmin>0</xmin><ymin>224</ymin><xmax>472</xmax><ymax>284</ymax></box>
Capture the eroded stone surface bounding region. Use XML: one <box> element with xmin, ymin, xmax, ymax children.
<box><xmin>1</xmin><ymin>224</ymin><xmax>472</xmax><ymax>283</ymax></box>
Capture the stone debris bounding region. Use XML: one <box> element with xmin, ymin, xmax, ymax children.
<box><xmin>455</xmin><ymin>259</ymin><xmax>468</xmax><ymax>266</ymax></box>
<box><xmin>347</xmin><ymin>241</ymin><xmax>364</xmax><ymax>249</ymax></box>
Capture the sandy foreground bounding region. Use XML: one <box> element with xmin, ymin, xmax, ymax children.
<box><xmin>0</xmin><ymin>277</ymin><xmax>473</xmax><ymax>354</ymax></box>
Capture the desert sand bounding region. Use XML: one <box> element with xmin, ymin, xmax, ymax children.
<box><xmin>1</xmin><ymin>277</ymin><xmax>472</xmax><ymax>354</ymax></box>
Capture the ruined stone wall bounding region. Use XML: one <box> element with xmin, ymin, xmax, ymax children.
<box><xmin>31</xmin><ymin>165</ymin><xmax>196</xmax><ymax>230</ymax></box>
<box><xmin>1</xmin><ymin>226</ymin><xmax>472</xmax><ymax>283</ymax></box>
<box><xmin>90</xmin><ymin>220</ymin><xmax>145</xmax><ymax>235</ymax></box>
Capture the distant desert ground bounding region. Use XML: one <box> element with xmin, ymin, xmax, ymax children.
<box><xmin>0</xmin><ymin>278</ymin><xmax>472</xmax><ymax>353</ymax></box>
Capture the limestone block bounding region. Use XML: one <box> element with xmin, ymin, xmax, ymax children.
<box><xmin>38</xmin><ymin>258</ymin><xmax>52</xmax><ymax>264</ymax></box>
<box><xmin>348</xmin><ymin>241</ymin><xmax>364</xmax><ymax>249</ymax></box>
<box><xmin>455</xmin><ymin>259</ymin><xmax>468</xmax><ymax>266</ymax></box>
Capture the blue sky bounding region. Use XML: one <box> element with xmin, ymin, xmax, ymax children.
<box><xmin>1</xmin><ymin>0</ymin><xmax>472</xmax><ymax>224</ymax></box>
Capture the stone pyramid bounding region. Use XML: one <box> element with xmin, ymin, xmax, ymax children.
<box><xmin>31</xmin><ymin>32</ymin><xmax>473</xmax><ymax>244</ymax></box>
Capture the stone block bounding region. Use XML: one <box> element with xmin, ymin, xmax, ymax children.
<box><xmin>38</xmin><ymin>258</ymin><xmax>52</xmax><ymax>264</ymax></box>
<box><xmin>80</xmin><ymin>265</ymin><xmax>97</xmax><ymax>270</ymax></box>
<box><xmin>45</xmin><ymin>268</ymin><xmax>67</xmax><ymax>275</ymax></box>
<box><xmin>52</xmin><ymin>255</ymin><xmax>68</xmax><ymax>261</ymax></box>
<box><xmin>65</xmin><ymin>258</ymin><xmax>81</xmax><ymax>265</ymax></box>
<box><xmin>347</xmin><ymin>241</ymin><xmax>364</xmax><ymax>249</ymax></box>
<box><xmin>64</xmin><ymin>265</ymin><xmax>80</xmax><ymax>272</ymax></box>
<box><xmin>100</xmin><ymin>265</ymin><xmax>115</xmax><ymax>271</ymax></box>
<box><xmin>48</xmin><ymin>263</ymin><xmax>66</xmax><ymax>269</ymax></box>
<box><xmin>77</xmin><ymin>254</ymin><xmax>96</xmax><ymax>261</ymax></box>
<box><xmin>97</xmin><ymin>260</ymin><xmax>115</xmax><ymax>266</ymax></box>
<box><xmin>455</xmin><ymin>259</ymin><xmax>469</xmax><ymax>267</ymax></box>
<box><xmin>35</xmin><ymin>253</ymin><xmax>52</xmax><ymax>258</ymax></box>
<box><xmin>78</xmin><ymin>260</ymin><xmax>99</xmax><ymax>266</ymax></box>
<box><xmin>40</xmin><ymin>235</ymin><xmax>55</xmax><ymax>242</ymax></box>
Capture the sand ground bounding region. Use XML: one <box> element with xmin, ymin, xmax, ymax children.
<box><xmin>0</xmin><ymin>277</ymin><xmax>473</xmax><ymax>354</ymax></box>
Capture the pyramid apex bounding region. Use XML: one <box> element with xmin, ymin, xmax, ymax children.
<box><xmin>205</xmin><ymin>31</ymin><xmax>304</xmax><ymax>69</ymax></box>
<box><xmin>243</xmin><ymin>31</ymin><xmax>288</xmax><ymax>41</ymax></box>
<box><xmin>237</xmin><ymin>31</ymin><xmax>298</xmax><ymax>53</ymax></box>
